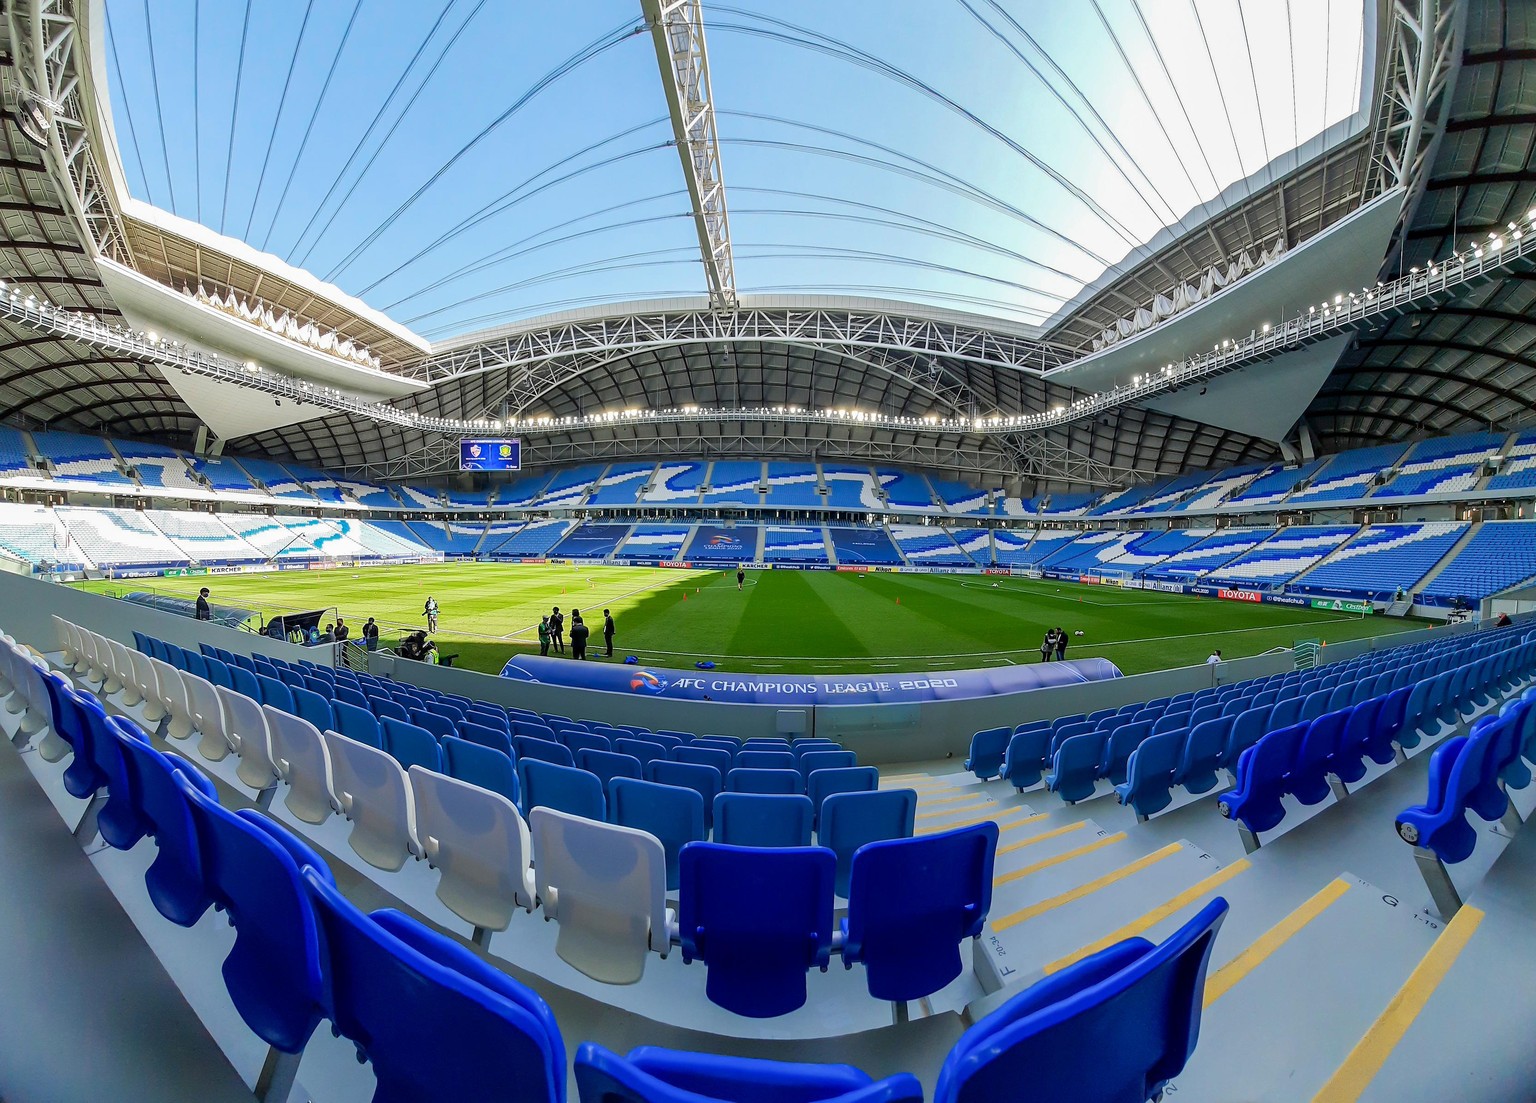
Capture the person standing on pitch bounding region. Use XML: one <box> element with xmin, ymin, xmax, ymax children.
<box><xmin>569</xmin><ymin>609</ymin><xmax>590</xmax><ymax>660</ymax></box>
<box><xmin>195</xmin><ymin>587</ymin><xmax>211</xmax><ymax>621</ymax></box>
<box><xmin>737</xmin><ymin>566</ymin><xmax>746</xmax><ymax>591</ymax></box>
<box><xmin>538</xmin><ymin>616</ymin><xmax>551</xmax><ymax>656</ymax></box>
<box><xmin>1039</xmin><ymin>628</ymin><xmax>1056</xmax><ymax>663</ymax></box>
<box><xmin>1055</xmin><ymin>626</ymin><xmax>1069</xmax><ymax>662</ymax></box>
<box><xmin>603</xmin><ymin>608</ymin><xmax>615</xmax><ymax>657</ymax></box>
<box><xmin>423</xmin><ymin>596</ymin><xmax>439</xmax><ymax>633</ymax></box>
<box><xmin>550</xmin><ymin>606</ymin><xmax>565</xmax><ymax>654</ymax></box>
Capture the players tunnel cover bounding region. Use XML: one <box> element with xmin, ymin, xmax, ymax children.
<box><xmin>498</xmin><ymin>655</ymin><xmax>1123</xmax><ymax>704</ymax></box>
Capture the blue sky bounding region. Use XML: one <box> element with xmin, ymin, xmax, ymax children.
<box><xmin>102</xmin><ymin>1</ymin><xmax>1368</xmax><ymax>339</ymax></box>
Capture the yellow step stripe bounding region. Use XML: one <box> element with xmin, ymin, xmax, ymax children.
<box><xmin>1204</xmin><ymin>879</ymin><xmax>1352</xmax><ymax>1007</ymax></box>
<box><xmin>918</xmin><ymin>808</ymin><xmax>1042</xmax><ymax>835</ymax></box>
<box><xmin>996</xmin><ymin>820</ymin><xmax>1085</xmax><ymax>857</ymax></box>
<box><xmin>917</xmin><ymin>800</ymin><xmax>993</xmax><ymax>820</ymax></box>
<box><xmin>1311</xmin><ymin>905</ymin><xmax>1485</xmax><ymax>1103</ymax></box>
<box><xmin>1045</xmin><ymin>858</ymin><xmax>1252</xmax><ymax>974</ymax></box>
<box><xmin>992</xmin><ymin>843</ymin><xmax>1184</xmax><ymax>932</ymax></box>
<box><xmin>995</xmin><ymin>832</ymin><xmax>1127</xmax><ymax>886</ymax></box>
<box><xmin>920</xmin><ymin>791</ymin><xmax>992</xmax><ymax>808</ymax></box>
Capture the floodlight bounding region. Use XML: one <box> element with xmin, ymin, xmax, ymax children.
<box><xmin>11</xmin><ymin>91</ymin><xmax>54</xmax><ymax>149</ymax></box>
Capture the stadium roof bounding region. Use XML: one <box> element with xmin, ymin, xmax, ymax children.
<box><xmin>1</xmin><ymin>0</ymin><xmax>1532</xmax><ymax>487</ymax></box>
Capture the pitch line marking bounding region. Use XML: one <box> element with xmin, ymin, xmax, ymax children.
<box><xmin>496</xmin><ymin>572</ymin><xmax>692</xmax><ymax>639</ymax></box>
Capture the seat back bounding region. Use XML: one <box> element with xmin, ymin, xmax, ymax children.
<box><xmin>409</xmin><ymin>765</ymin><xmax>534</xmax><ymax>930</ymax></box>
<box><xmin>725</xmin><ymin>767</ymin><xmax>803</xmax><ymax>794</ymax></box>
<box><xmin>323</xmin><ymin>730</ymin><xmax>418</xmax><ymax>872</ymax></box>
<box><xmin>932</xmin><ymin>898</ymin><xmax>1229</xmax><ymax>1103</ymax></box>
<box><xmin>818</xmin><ymin>789</ymin><xmax>917</xmax><ymax>898</ymax></box>
<box><xmin>677</xmin><ymin>843</ymin><xmax>837</xmax><ymax>1017</ymax></box>
<box><xmin>714</xmin><ymin>793</ymin><xmax>814</xmax><ymax>847</ymax></box>
<box><xmin>302</xmin><ymin>870</ymin><xmax>565</xmax><ymax>1102</ymax></box>
<box><xmin>805</xmin><ymin>766</ymin><xmax>879</xmax><ymax>826</ymax></box>
<box><xmin>1117</xmin><ymin>731</ymin><xmax>1185</xmax><ymax>819</ymax></box>
<box><xmin>175</xmin><ymin>774</ymin><xmax>329</xmax><ymax>1053</ymax></box>
<box><xmin>577</xmin><ymin>748</ymin><xmax>644</xmax><ymax>796</ymax></box>
<box><xmin>1047</xmin><ymin>732</ymin><xmax>1106</xmax><ymax>803</ymax></box>
<box><xmin>263</xmin><ymin>706</ymin><xmax>335</xmax><ymax>824</ymax></box>
<box><xmin>381</xmin><ymin>717</ymin><xmax>443</xmax><ymax>774</ymax></box>
<box><xmin>529</xmin><ymin>807</ymin><xmax>671</xmax><ymax>984</ymax></box>
<box><xmin>459</xmin><ymin>721</ymin><xmax>513</xmax><ymax>758</ymax></box>
<box><xmin>513</xmin><ymin>736</ymin><xmax>576</xmax><ymax>768</ymax></box>
<box><xmin>566</xmin><ymin>730</ymin><xmax>613</xmax><ymax>758</ymax></box>
<box><xmin>1003</xmin><ymin>727</ymin><xmax>1052</xmax><ymax>790</ymax></box>
<box><xmin>674</xmin><ymin>745</ymin><xmax>734</xmax><ymax>775</ymax></box>
<box><xmin>798</xmin><ymin>750</ymin><xmax>857</xmax><ymax>779</ymax></box>
<box><xmin>518</xmin><ymin>759</ymin><xmax>605</xmax><ymax>821</ymax></box>
<box><xmin>844</xmin><ymin>823</ymin><xmax>998</xmax><ymax>1002</ymax></box>
<box><xmin>572</xmin><ymin>1042</ymin><xmax>924</xmax><ymax>1103</ymax></box>
<box><xmin>333</xmin><ymin>700</ymin><xmax>384</xmax><ymax>749</ymax></box>
<box><xmin>1175</xmin><ymin>716</ymin><xmax>1232</xmax><ymax>796</ymax></box>
<box><xmin>111</xmin><ymin>722</ymin><xmax>213</xmax><ymax>926</ymax></box>
<box><xmin>647</xmin><ymin>760</ymin><xmax>724</xmax><ymax>830</ymax></box>
<box><xmin>609</xmin><ymin>778</ymin><xmax>706</xmax><ymax>892</ymax></box>
<box><xmin>1102</xmin><ymin>720</ymin><xmax>1154</xmax><ymax>787</ymax></box>
<box><xmin>216</xmin><ymin>684</ymin><xmax>282</xmax><ymax>792</ymax></box>
<box><xmin>409</xmin><ymin>708</ymin><xmax>458</xmax><ymax>742</ymax></box>
<box><xmin>615</xmin><ymin>737</ymin><xmax>668</xmax><ymax>771</ymax></box>
<box><xmin>442</xmin><ymin>736</ymin><xmax>520</xmax><ymax>805</ymax></box>
<box><xmin>736</xmin><ymin>750</ymin><xmax>795</xmax><ymax>772</ymax></box>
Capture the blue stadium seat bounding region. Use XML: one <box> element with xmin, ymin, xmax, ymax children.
<box><xmin>1045</xmin><ymin>733</ymin><xmax>1106</xmax><ymax>804</ymax></box>
<box><xmin>965</xmin><ymin>726</ymin><xmax>1010</xmax><ymax>781</ymax></box>
<box><xmin>1003</xmin><ymin>727</ymin><xmax>1051</xmax><ymax>791</ymax></box>
<box><xmin>609</xmin><ymin>777</ymin><xmax>706</xmax><ymax>892</ymax></box>
<box><xmin>175</xmin><ymin>774</ymin><xmax>330</xmax><ymax>1061</ymax></box>
<box><xmin>842</xmin><ymin>823</ymin><xmax>997</xmax><ymax>1002</ymax></box>
<box><xmin>1290</xmin><ymin>710</ymin><xmax>1350</xmax><ymax>805</ymax></box>
<box><xmin>381</xmin><ymin>717</ymin><xmax>443</xmax><ymax>774</ymax></box>
<box><xmin>460</xmin><ymin>720</ymin><xmax>514</xmax><ymax>758</ymax></box>
<box><xmin>1115</xmin><ymin>731</ymin><xmax>1184</xmax><ymax>820</ymax></box>
<box><xmin>1218</xmin><ymin>721</ymin><xmax>1309</xmax><ymax>835</ymax></box>
<box><xmin>331</xmin><ymin>700</ymin><xmax>383</xmax><ymax>749</ymax></box>
<box><xmin>647</xmin><ymin>760</ymin><xmax>724</xmax><ymax>831</ymax></box>
<box><xmin>725</xmin><ymin>767</ymin><xmax>802</xmax><ymax>794</ymax></box>
<box><xmin>111</xmin><ymin>724</ymin><xmax>215</xmax><ymax>926</ymax></box>
<box><xmin>1221</xmin><ymin>707</ymin><xmax>1270</xmax><ymax>769</ymax></box>
<box><xmin>1332</xmin><ymin>696</ymin><xmax>1382</xmax><ymax>783</ymax></box>
<box><xmin>805</xmin><ymin>766</ymin><xmax>879</xmax><ymax>827</ymax></box>
<box><xmin>1102</xmin><ymin>720</ymin><xmax>1155</xmax><ymax>787</ymax></box>
<box><xmin>714</xmin><ymin>793</ymin><xmax>814</xmax><ymax>847</ymax></box>
<box><xmin>443</xmin><ymin>736</ymin><xmax>520</xmax><ymax>805</ymax></box>
<box><xmin>566</xmin><ymin>730</ymin><xmax>613</xmax><ymax>757</ymax></box>
<box><xmin>256</xmin><ymin>674</ymin><xmax>295</xmax><ymax>714</ymax></box>
<box><xmin>514</xmin><ymin>736</ymin><xmax>576</xmax><ymax>768</ymax></box>
<box><xmin>519</xmin><ymin>759</ymin><xmax>606</xmax><ymax>821</ymax></box>
<box><xmin>229</xmin><ymin>665</ymin><xmax>262</xmax><ymax>701</ymax></box>
<box><xmin>615</xmin><ymin>737</ymin><xmax>668</xmax><ymax>771</ymax></box>
<box><xmin>677</xmin><ymin>843</ymin><xmax>837</xmax><ymax>1017</ymax></box>
<box><xmin>289</xmin><ymin>685</ymin><xmax>334</xmax><ymax>734</ymax></box>
<box><xmin>819</xmin><ymin>790</ymin><xmax>917</xmax><ymax>898</ymax></box>
<box><xmin>369</xmin><ymin>695</ymin><xmax>410</xmax><ymax>723</ymax></box>
<box><xmin>931</xmin><ymin>898</ymin><xmax>1228</xmax><ymax>1103</ymax></box>
<box><xmin>798</xmin><ymin>750</ymin><xmax>857</xmax><ymax>779</ymax></box>
<box><xmin>409</xmin><ymin>708</ymin><xmax>458</xmax><ymax>742</ymax></box>
<box><xmin>736</xmin><ymin>750</ymin><xmax>795</xmax><ymax>771</ymax></box>
<box><xmin>577</xmin><ymin>748</ymin><xmax>644</xmax><ymax>796</ymax></box>
<box><xmin>675</xmin><ymin>745</ymin><xmax>733</xmax><ymax>775</ymax></box>
<box><xmin>1174</xmin><ymin>716</ymin><xmax>1233</xmax><ymax>795</ymax></box>
<box><xmin>301</xmin><ymin>870</ymin><xmax>566</xmax><ymax>1102</ymax></box>
<box><xmin>574</xmin><ymin>1042</ymin><xmax>924</xmax><ymax>1103</ymax></box>
<box><xmin>1396</xmin><ymin>733</ymin><xmax>1495</xmax><ymax>864</ymax></box>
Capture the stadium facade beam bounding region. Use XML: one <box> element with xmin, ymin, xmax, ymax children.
<box><xmin>2</xmin><ymin>0</ymin><xmax>129</xmax><ymax>264</ymax></box>
<box><xmin>642</xmin><ymin>0</ymin><xmax>737</xmax><ymax>312</ymax></box>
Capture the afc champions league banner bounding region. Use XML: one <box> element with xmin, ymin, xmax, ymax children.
<box><xmin>499</xmin><ymin>654</ymin><xmax>1124</xmax><ymax>705</ymax></box>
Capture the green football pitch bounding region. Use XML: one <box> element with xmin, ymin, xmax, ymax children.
<box><xmin>74</xmin><ymin>562</ymin><xmax>1427</xmax><ymax>677</ymax></box>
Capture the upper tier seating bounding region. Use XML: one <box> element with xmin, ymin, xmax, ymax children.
<box><xmin>30</xmin><ymin>430</ymin><xmax>133</xmax><ymax>486</ymax></box>
<box><xmin>878</xmin><ymin>470</ymin><xmax>938</xmax><ymax>512</ymax></box>
<box><xmin>407</xmin><ymin>522</ymin><xmax>488</xmax><ymax>556</ymax></box>
<box><xmin>1287</xmin><ymin>444</ymin><xmax>1410</xmax><ymax>505</ymax></box>
<box><xmin>890</xmin><ymin>524</ymin><xmax>972</xmax><ymax>565</ymax></box>
<box><xmin>1375</xmin><ymin>432</ymin><xmax>1504</xmax><ymax>498</ymax></box>
<box><xmin>1421</xmin><ymin>521</ymin><xmax>1536</xmax><ymax>603</ymax></box>
<box><xmin>586</xmin><ymin>463</ymin><xmax>655</xmax><ymax>506</ymax></box>
<box><xmin>1037</xmin><ymin>492</ymin><xmax>1098</xmax><ymax>516</ymax></box>
<box><xmin>485</xmin><ymin>520</ymin><xmax>573</xmax><ymax>558</ymax></box>
<box><xmin>993</xmin><ymin>496</ymin><xmax>1040</xmax><ymax>519</ymax></box>
<box><xmin>443</xmin><ymin>486</ymin><xmax>494</xmax><ymax>510</ymax></box>
<box><xmin>762</xmin><ymin>463</ymin><xmax>822</xmax><ymax>507</ymax></box>
<box><xmin>0</xmin><ymin>502</ymin><xmax>82</xmax><ymax>568</ymax></box>
<box><xmin>1083</xmin><ymin>486</ymin><xmax>1146</xmax><ymax>516</ymax></box>
<box><xmin>828</xmin><ymin>526</ymin><xmax>901</xmax><ymax>565</ymax></box>
<box><xmin>219</xmin><ymin>515</ymin><xmax>322</xmax><ymax>558</ymax></box>
<box><xmin>1487</xmin><ymin>428</ymin><xmax>1536</xmax><ymax>491</ymax></box>
<box><xmin>1039</xmin><ymin>531</ymin><xmax>1144</xmax><ymax>574</ymax></box>
<box><xmin>1107</xmin><ymin>528</ymin><xmax>1216</xmax><ymax>572</ymax></box>
<box><xmin>701</xmin><ymin>461</ymin><xmax>764</xmax><ymax>505</ymax></box>
<box><xmin>1292</xmin><ymin>523</ymin><xmax>1467</xmax><ymax>599</ymax></box>
<box><xmin>685</xmin><ymin>525</ymin><xmax>757</xmax><ymax>562</ymax></box>
<box><xmin>552</xmin><ymin>523</ymin><xmax>631</xmax><ymax>560</ymax></box>
<box><xmin>393</xmin><ymin>484</ymin><xmax>446</xmax><ymax>510</ymax></box>
<box><xmin>1178</xmin><ymin>464</ymin><xmax>1267</xmax><ymax>511</ymax></box>
<box><xmin>0</xmin><ymin>425</ymin><xmax>32</xmax><ymax>476</ymax></box>
<box><xmin>762</xmin><ymin>525</ymin><xmax>827</xmax><ymax>563</ymax></box>
<box><xmin>821</xmin><ymin>464</ymin><xmax>883</xmax><ymax>510</ymax></box>
<box><xmin>1224</xmin><ymin>459</ymin><xmax>1327</xmax><ymax>506</ymax></box>
<box><xmin>1119</xmin><ymin>472</ymin><xmax>1214</xmax><ymax>516</ymax></box>
<box><xmin>366</xmin><ymin>521</ymin><xmax>440</xmax><ymax>557</ymax></box>
<box><xmin>1142</xmin><ymin>528</ymin><xmax>1272</xmax><ymax>581</ymax></box>
<box><xmin>188</xmin><ymin>456</ymin><xmax>263</xmax><ymax>493</ymax></box>
<box><xmin>949</xmin><ymin>528</ymin><xmax>992</xmax><ymax>563</ymax></box>
<box><xmin>641</xmin><ymin>462</ymin><xmax>707</xmax><ymax>504</ymax></box>
<box><xmin>113</xmin><ymin>441</ymin><xmax>204</xmax><ymax>492</ymax></box>
<box><xmin>288</xmin><ymin>468</ymin><xmax>397</xmax><ymax>508</ymax></box>
<box><xmin>1203</xmin><ymin>526</ymin><xmax>1355</xmax><ymax>587</ymax></box>
<box><xmin>995</xmin><ymin>528</ymin><xmax>1082</xmax><ymax>567</ymax></box>
<box><xmin>229</xmin><ymin>457</ymin><xmax>318</xmax><ymax>501</ymax></box>
<box><xmin>55</xmin><ymin>507</ymin><xmax>188</xmax><ymax>566</ymax></box>
<box><xmin>143</xmin><ymin>511</ymin><xmax>264</xmax><ymax>563</ymax></box>
<box><xmin>534</xmin><ymin>465</ymin><xmax>605</xmax><ymax>508</ymax></box>
<box><xmin>617</xmin><ymin>524</ymin><xmax>690</xmax><ymax>561</ymax></box>
<box><xmin>930</xmin><ymin>479</ymin><xmax>990</xmax><ymax>515</ymax></box>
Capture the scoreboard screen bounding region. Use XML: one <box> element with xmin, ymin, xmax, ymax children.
<box><xmin>459</xmin><ymin>439</ymin><xmax>520</xmax><ymax>471</ymax></box>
